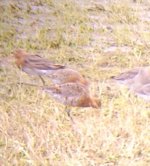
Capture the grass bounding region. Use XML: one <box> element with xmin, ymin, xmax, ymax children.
<box><xmin>0</xmin><ymin>0</ymin><xmax>150</xmax><ymax>165</ymax></box>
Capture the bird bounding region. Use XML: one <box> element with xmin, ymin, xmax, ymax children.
<box><xmin>42</xmin><ymin>82</ymin><xmax>101</xmax><ymax>121</ymax></box>
<box><xmin>111</xmin><ymin>66</ymin><xmax>150</xmax><ymax>99</ymax></box>
<box><xmin>111</xmin><ymin>68</ymin><xmax>140</xmax><ymax>85</ymax></box>
<box><xmin>13</xmin><ymin>49</ymin><xmax>65</xmax><ymax>84</ymax></box>
<box><xmin>13</xmin><ymin>49</ymin><xmax>89</xmax><ymax>86</ymax></box>
<box><xmin>111</xmin><ymin>67</ymin><xmax>150</xmax><ymax>86</ymax></box>
<box><xmin>46</xmin><ymin>68</ymin><xmax>89</xmax><ymax>86</ymax></box>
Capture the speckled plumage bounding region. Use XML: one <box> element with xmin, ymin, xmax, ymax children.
<box><xmin>43</xmin><ymin>82</ymin><xmax>101</xmax><ymax>108</ymax></box>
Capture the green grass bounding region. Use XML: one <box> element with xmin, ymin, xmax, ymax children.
<box><xmin>107</xmin><ymin>2</ymin><xmax>138</xmax><ymax>24</ymax></box>
<box><xmin>0</xmin><ymin>0</ymin><xmax>150</xmax><ymax>165</ymax></box>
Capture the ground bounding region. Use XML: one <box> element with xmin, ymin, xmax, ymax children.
<box><xmin>0</xmin><ymin>0</ymin><xmax>150</xmax><ymax>165</ymax></box>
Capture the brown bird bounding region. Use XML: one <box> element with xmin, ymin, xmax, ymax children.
<box><xmin>13</xmin><ymin>49</ymin><xmax>88</xmax><ymax>86</ymax></box>
<box><xmin>13</xmin><ymin>49</ymin><xmax>65</xmax><ymax>84</ymax></box>
<box><xmin>46</xmin><ymin>68</ymin><xmax>89</xmax><ymax>86</ymax></box>
<box><xmin>43</xmin><ymin>82</ymin><xmax>101</xmax><ymax>121</ymax></box>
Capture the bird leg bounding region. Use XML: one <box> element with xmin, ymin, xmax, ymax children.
<box><xmin>65</xmin><ymin>106</ymin><xmax>74</xmax><ymax>123</ymax></box>
<box><xmin>39</xmin><ymin>75</ymin><xmax>45</xmax><ymax>85</ymax></box>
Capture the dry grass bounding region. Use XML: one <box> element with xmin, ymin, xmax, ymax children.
<box><xmin>0</xmin><ymin>0</ymin><xmax>150</xmax><ymax>165</ymax></box>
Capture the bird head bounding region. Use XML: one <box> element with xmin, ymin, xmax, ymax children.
<box><xmin>78</xmin><ymin>95</ymin><xmax>101</xmax><ymax>108</ymax></box>
<box><xmin>12</xmin><ymin>49</ymin><xmax>28</xmax><ymax>59</ymax></box>
<box><xmin>12</xmin><ymin>49</ymin><xmax>28</xmax><ymax>68</ymax></box>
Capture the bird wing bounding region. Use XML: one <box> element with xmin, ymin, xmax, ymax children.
<box><xmin>58</xmin><ymin>83</ymin><xmax>89</xmax><ymax>97</ymax></box>
<box><xmin>24</xmin><ymin>55</ymin><xmax>65</xmax><ymax>70</ymax></box>
<box><xmin>111</xmin><ymin>68</ymin><xmax>140</xmax><ymax>81</ymax></box>
<box><xmin>43</xmin><ymin>83</ymin><xmax>88</xmax><ymax>98</ymax></box>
